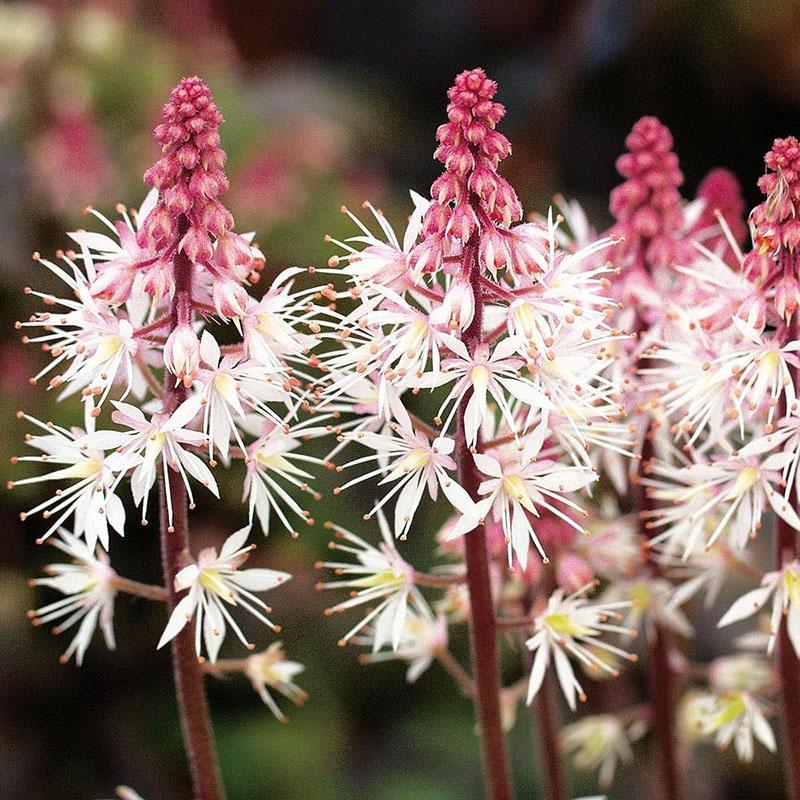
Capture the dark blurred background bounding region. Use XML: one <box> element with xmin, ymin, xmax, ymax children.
<box><xmin>2</xmin><ymin>2</ymin><xmax>800</xmax><ymax>798</ymax></box>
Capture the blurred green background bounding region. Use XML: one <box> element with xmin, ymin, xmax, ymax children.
<box><xmin>2</xmin><ymin>1</ymin><xmax>800</xmax><ymax>798</ymax></box>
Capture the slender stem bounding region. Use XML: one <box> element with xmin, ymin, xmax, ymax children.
<box><xmin>526</xmin><ymin>577</ymin><xmax>568</xmax><ymax>800</ymax></box>
<box><xmin>458</xmin><ymin>238</ymin><xmax>516</xmax><ymax>800</ymax></box>
<box><xmin>159</xmin><ymin>217</ymin><xmax>226</xmax><ymax>800</ymax></box>
<box><xmin>533</xmin><ymin>670</ymin><xmax>569</xmax><ymax>800</ymax></box>
<box><xmin>637</xmin><ymin>436</ymin><xmax>682</xmax><ymax>800</ymax></box>
<box><xmin>412</xmin><ymin>570</ymin><xmax>465</xmax><ymax>588</ymax></box>
<box><xmin>777</xmin><ymin>316</ymin><xmax>800</xmax><ymax>800</ymax></box>
<box><xmin>436</xmin><ymin>648</ymin><xmax>476</xmax><ymax>697</ymax></box>
<box><xmin>110</xmin><ymin>575</ymin><xmax>167</xmax><ymax>602</ymax></box>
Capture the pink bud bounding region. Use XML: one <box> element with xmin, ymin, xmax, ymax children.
<box><xmin>213</xmin><ymin>278</ymin><xmax>249</xmax><ymax>318</ymax></box>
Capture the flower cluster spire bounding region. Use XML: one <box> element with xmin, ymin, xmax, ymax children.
<box><xmin>410</xmin><ymin>68</ymin><xmax>524</xmax><ymax>275</ymax></box>
<box><xmin>609</xmin><ymin>116</ymin><xmax>690</xmax><ymax>271</ymax></box>
<box><xmin>143</xmin><ymin>76</ymin><xmax>230</xmax><ymax>257</ymax></box>
<box><xmin>745</xmin><ymin>136</ymin><xmax>800</xmax><ymax>320</ymax></box>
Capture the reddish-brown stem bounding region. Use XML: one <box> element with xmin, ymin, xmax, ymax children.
<box><xmin>458</xmin><ymin>238</ymin><xmax>516</xmax><ymax>800</ymax></box>
<box><xmin>526</xmin><ymin>575</ymin><xmax>568</xmax><ymax>800</ymax></box>
<box><xmin>159</xmin><ymin>217</ymin><xmax>226</xmax><ymax>800</ymax></box>
<box><xmin>637</xmin><ymin>436</ymin><xmax>682</xmax><ymax>800</ymax></box>
<box><xmin>777</xmin><ymin>315</ymin><xmax>800</xmax><ymax>800</ymax></box>
<box><xmin>533</xmin><ymin>670</ymin><xmax>569</xmax><ymax>800</ymax></box>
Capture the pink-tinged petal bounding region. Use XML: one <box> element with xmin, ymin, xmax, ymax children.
<box><xmin>472</xmin><ymin>452</ymin><xmax>503</xmax><ymax>478</ymax></box>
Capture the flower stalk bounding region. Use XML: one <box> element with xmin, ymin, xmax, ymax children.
<box><xmin>776</xmin><ymin>314</ymin><xmax>800</xmax><ymax>800</ymax></box>
<box><xmin>457</xmin><ymin>238</ymin><xmax>516</xmax><ymax>800</ymax></box>
<box><xmin>159</xmin><ymin>223</ymin><xmax>226</xmax><ymax>800</ymax></box>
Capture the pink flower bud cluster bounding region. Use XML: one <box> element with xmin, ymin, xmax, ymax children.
<box><xmin>410</xmin><ymin>68</ymin><xmax>524</xmax><ymax>276</ymax></box>
<box><xmin>93</xmin><ymin>77</ymin><xmax>262</xmax><ymax>310</ymax></box>
<box><xmin>692</xmin><ymin>167</ymin><xmax>747</xmax><ymax>253</ymax></box>
<box><xmin>609</xmin><ymin>116</ymin><xmax>691</xmax><ymax>271</ymax></box>
<box><xmin>744</xmin><ymin>137</ymin><xmax>800</xmax><ymax>321</ymax></box>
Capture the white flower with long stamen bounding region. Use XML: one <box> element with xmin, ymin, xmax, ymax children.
<box><xmin>244</xmin><ymin>642</ymin><xmax>307</xmax><ymax>722</ymax></box>
<box><xmin>12</xmin><ymin>414</ymin><xmax>126</xmax><ymax>550</ymax></box>
<box><xmin>526</xmin><ymin>583</ymin><xmax>637</xmax><ymax>710</ymax></box>
<box><xmin>86</xmin><ymin>397</ymin><xmax>218</xmax><ymax>527</ymax></box>
<box><xmin>243</xmin><ymin>415</ymin><xmax>326</xmax><ymax>537</ymax></box>
<box><xmin>695</xmin><ymin>690</ymin><xmax>776</xmax><ymax>763</ymax></box>
<box><xmin>562</xmin><ymin>714</ymin><xmax>647</xmax><ymax>790</ymax></box>
<box><xmin>356</xmin><ymin>605</ymin><xmax>448</xmax><ymax>683</ymax></box>
<box><xmin>241</xmin><ymin>268</ymin><xmax>317</xmax><ymax>370</ymax></box>
<box><xmin>319</xmin><ymin>511</ymin><xmax>430</xmax><ymax>650</ymax></box>
<box><xmin>326</xmin><ymin>192</ymin><xmax>430</xmax><ymax>291</ymax></box>
<box><xmin>19</xmin><ymin>252</ymin><xmax>144</xmax><ymax>411</ymax></box>
<box><xmin>425</xmin><ymin>337</ymin><xmax>549</xmax><ymax>447</ymax></box>
<box><xmin>334</xmin><ymin>405</ymin><xmax>479</xmax><ymax>539</ymax></box>
<box><xmin>158</xmin><ymin>525</ymin><xmax>290</xmax><ymax>662</ymax></box>
<box><xmin>27</xmin><ymin>530</ymin><xmax>117</xmax><ymax>665</ymax></box>
<box><xmin>470</xmin><ymin>421</ymin><xmax>597</xmax><ymax>566</ymax></box>
<box><xmin>717</xmin><ymin>560</ymin><xmax>800</xmax><ymax>657</ymax></box>
<box><xmin>643</xmin><ymin>434</ymin><xmax>800</xmax><ymax>555</ymax></box>
<box><xmin>194</xmin><ymin>331</ymin><xmax>292</xmax><ymax>464</ymax></box>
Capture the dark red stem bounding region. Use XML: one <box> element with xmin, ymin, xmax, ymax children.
<box><xmin>638</xmin><ymin>436</ymin><xmax>681</xmax><ymax>800</ymax></box>
<box><xmin>458</xmin><ymin>238</ymin><xmax>516</xmax><ymax>800</ymax></box>
<box><xmin>533</xmin><ymin>670</ymin><xmax>569</xmax><ymax>800</ymax></box>
<box><xmin>777</xmin><ymin>316</ymin><xmax>800</xmax><ymax>800</ymax></box>
<box><xmin>159</xmin><ymin>217</ymin><xmax>226</xmax><ymax>800</ymax></box>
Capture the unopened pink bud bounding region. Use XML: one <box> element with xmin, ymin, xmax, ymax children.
<box><xmin>164</xmin><ymin>324</ymin><xmax>201</xmax><ymax>386</ymax></box>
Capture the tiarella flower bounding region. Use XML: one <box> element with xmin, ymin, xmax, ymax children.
<box><xmin>20</xmin><ymin>253</ymin><xmax>143</xmax><ymax>410</ymax></box>
<box><xmin>318</xmin><ymin>512</ymin><xmax>429</xmax><ymax>650</ymax></box>
<box><xmin>471</xmin><ymin>422</ymin><xmax>597</xmax><ymax>566</ymax></box>
<box><xmin>717</xmin><ymin>560</ymin><xmax>800</xmax><ymax>656</ymax></box>
<box><xmin>707</xmin><ymin>653</ymin><xmax>774</xmax><ymax>694</ymax></box>
<box><xmin>163</xmin><ymin>323</ymin><xmax>201</xmax><ymax>387</ymax></box>
<box><xmin>356</xmin><ymin>605</ymin><xmax>448</xmax><ymax>683</ymax></box>
<box><xmin>243</xmin><ymin>415</ymin><xmax>325</xmax><ymax>537</ymax></box>
<box><xmin>333</xmin><ymin>407</ymin><xmax>479</xmax><ymax>539</ymax></box>
<box><xmin>319</xmin><ymin>286</ymin><xmax>459</xmax><ymax>394</ymax></box>
<box><xmin>241</xmin><ymin>268</ymin><xmax>317</xmax><ymax>369</ymax></box>
<box><xmin>244</xmin><ymin>642</ymin><xmax>307</xmax><ymax>722</ymax></box>
<box><xmin>605</xmin><ymin>577</ymin><xmax>693</xmax><ymax>640</ymax></box>
<box><xmin>426</xmin><ymin>338</ymin><xmax>549</xmax><ymax>446</ymax></box>
<box><xmin>695</xmin><ymin>691</ymin><xmax>776</xmax><ymax>763</ymax></box>
<box><xmin>158</xmin><ymin>526</ymin><xmax>290</xmax><ymax>662</ymax></box>
<box><xmin>526</xmin><ymin>583</ymin><xmax>637</xmax><ymax>710</ymax></box>
<box><xmin>643</xmin><ymin>436</ymin><xmax>800</xmax><ymax>555</ymax></box>
<box><xmin>194</xmin><ymin>331</ymin><xmax>292</xmax><ymax>464</ymax></box>
<box><xmin>87</xmin><ymin>397</ymin><xmax>218</xmax><ymax>526</ymax></box>
<box><xmin>325</xmin><ymin>193</ymin><xmax>430</xmax><ymax>290</ymax></box>
<box><xmin>27</xmin><ymin>530</ymin><xmax>117</xmax><ymax>665</ymax></box>
<box><xmin>68</xmin><ymin>190</ymin><xmax>159</xmax><ymax>306</ymax></box>
<box><xmin>12</xmin><ymin>414</ymin><xmax>125</xmax><ymax>550</ymax></box>
<box><xmin>562</xmin><ymin>714</ymin><xmax>647</xmax><ymax>789</ymax></box>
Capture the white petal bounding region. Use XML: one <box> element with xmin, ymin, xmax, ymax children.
<box><xmin>157</xmin><ymin>594</ymin><xmax>196</xmax><ymax>649</ymax></box>
<box><xmin>717</xmin><ymin>586</ymin><xmax>773</xmax><ymax>628</ymax></box>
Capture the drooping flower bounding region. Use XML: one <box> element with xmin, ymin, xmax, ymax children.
<box><xmin>27</xmin><ymin>530</ymin><xmax>117</xmax><ymax>665</ymax></box>
<box><xmin>158</xmin><ymin>525</ymin><xmax>290</xmax><ymax>662</ymax></box>
<box><xmin>12</xmin><ymin>413</ymin><xmax>126</xmax><ymax>550</ymax></box>
<box><xmin>244</xmin><ymin>642</ymin><xmax>307</xmax><ymax>722</ymax></box>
